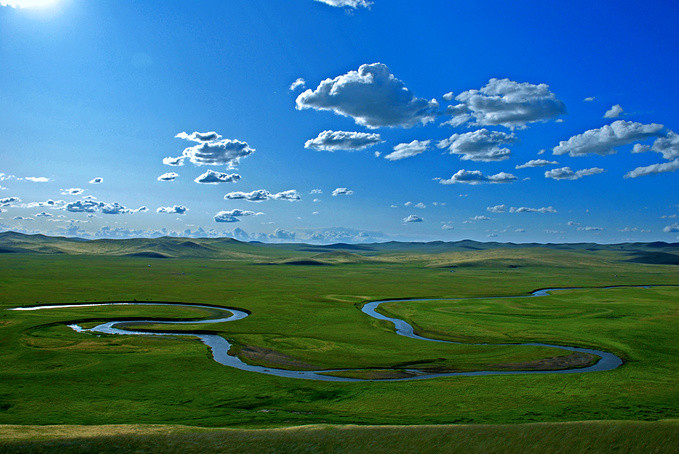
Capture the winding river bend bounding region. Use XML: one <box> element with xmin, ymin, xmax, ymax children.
<box><xmin>10</xmin><ymin>286</ymin><xmax>653</xmax><ymax>381</ymax></box>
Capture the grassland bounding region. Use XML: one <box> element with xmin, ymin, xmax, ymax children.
<box><xmin>2</xmin><ymin>420</ymin><xmax>678</xmax><ymax>453</ymax></box>
<box><xmin>0</xmin><ymin>234</ymin><xmax>677</xmax><ymax>451</ymax></box>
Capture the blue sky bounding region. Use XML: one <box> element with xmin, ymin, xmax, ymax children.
<box><xmin>1</xmin><ymin>0</ymin><xmax>677</xmax><ymax>243</ymax></box>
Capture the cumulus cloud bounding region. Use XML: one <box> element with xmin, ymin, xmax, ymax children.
<box><xmin>60</xmin><ymin>188</ymin><xmax>84</xmax><ymax>195</ymax></box>
<box><xmin>632</xmin><ymin>143</ymin><xmax>650</xmax><ymax>154</ymax></box>
<box><xmin>384</xmin><ymin>140</ymin><xmax>431</xmax><ymax>161</ymax></box>
<box><xmin>214</xmin><ymin>209</ymin><xmax>260</xmax><ymax>223</ymax></box>
<box><xmin>179</xmin><ymin>139</ymin><xmax>254</xmax><ymax>168</ymax></box>
<box><xmin>163</xmin><ymin>156</ymin><xmax>185</xmax><ymax>166</ymax></box>
<box><xmin>487</xmin><ymin>204</ymin><xmax>507</xmax><ymax>213</ymax></box>
<box><xmin>166</xmin><ymin>132</ymin><xmax>255</xmax><ymax>169</ymax></box>
<box><xmin>64</xmin><ymin>198</ymin><xmax>145</xmax><ymax>215</ymax></box>
<box><xmin>552</xmin><ymin>120</ymin><xmax>664</xmax><ymax>157</ymax></box>
<box><xmin>175</xmin><ymin>131</ymin><xmax>222</xmax><ymax>142</ymax></box>
<box><xmin>604</xmin><ymin>104</ymin><xmax>623</xmax><ymax>118</ymax></box>
<box><xmin>650</xmin><ymin>131</ymin><xmax>679</xmax><ymax>160</ymax></box>
<box><xmin>437</xmin><ymin>169</ymin><xmax>517</xmax><ymax>185</ymax></box>
<box><xmin>584</xmin><ymin>97</ymin><xmax>596</xmax><ymax>102</ymax></box>
<box><xmin>544</xmin><ymin>166</ymin><xmax>605</xmax><ymax>180</ymax></box>
<box><xmin>437</xmin><ymin>129</ymin><xmax>516</xmax><ymax>162</ymax></box>
<box><xmin>449</xmin><ymin>78</ymin><xmax>566</xmax><ymax>129</ymax></box>
<box><xmin>0</xmin><ymin>196</ymin><xmax>21</xmax><ymax>206</ymax></box>
<box><xmin>289</xmin><ymin>78</ymin><xmax>306</xmax><ymax>91</ymax></box>
<box><xmin>156</xmin><ymin>205</ymin><xmax>188</xmax><ymax>215</ymax></box>
<box><xmin>441</xmin><ymin>224</ymin><xmax>454</xmax><ymax>230</ymax></box>
<box><xmin>313</xmin><ymin>0</ymin><xmax>372</xmax><ymax>9</ymax></box>
<box><xmin>442</xmin><ymin>91</ymin><xmax>454</xmax><ymax>101</ymax></box>
<box><xmin>35</xmin><ymin>211</ymin><xmax>52</xmax><ymax>217</ymax></box>
<box><xmin>663</xmin><ymin>223</ymin><xmax>679</xmax><ymax>233</ymax></box>
<box><xmin>332</xmin><ymin>187</ymin><xmax>354</xmax><ymax>196</ymax></box>
<box><xmin>194</xmin><ymin>170</ymin><xmax>241</xmax><ymax>184</ymax></box>
<box><xmin>224</xmin><ymin>189</ymin><xmax>301</xmax><ymax>202</ymax></box>
<box><xmin>310</xmin><ymin>189</ymin><xmax>323</xmax><ymax>194</ymax></box>
<box><xmin>577</xmin><ymin>226</ymin><xmax>604</xmax><ymax>231</ymax></box>
<box><xmin>403</xmin><ymin>214</ymin><xmax>423</xmax><ymax>223</ymax></box>
<box><xmin>23</xmin><ymin>199</ymin><xmax>64</xmax><ymax>209</ymax></box>
<box><xmin>157</xmin><ymin>172</ymin><xmax>179</xmax><ymax>182</ymax></box>
<box><xmin>509</xmin><ymin>206</ymin><xmax>557</xmax><ymax>213</ymax></box>
<box><xmin>624</xmin><ymin>159</ymin><xmax>679</xmax><ymax>178</ymax></box>
<box><xmin>304</xmin><ymin>130</ymin><xmax>383</xmax><ymax>151</ymax></box>
<box><xmin>295</xmin><ymin>63</ymin><xmax>438</xmax><ymax>129</ymax></box>
<box><xmin>89</xmin><ymin>177</ymin><xmax>103</xmax><ymax>184</ymax></box>
<box><xmin>470</xmin><ymin>215</ymin><xmax>490</xmax><ymax>221</ymax></box>
<box><xmin>515</xmin><ymin>159</ymin><xmax>558</xmax><ymax>169</ymax></box>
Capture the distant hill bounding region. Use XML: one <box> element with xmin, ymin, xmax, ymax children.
<box><xmin>0</xmin><ymin>231</ymin><xmax>677</xmax><ymax>265</ymax></box>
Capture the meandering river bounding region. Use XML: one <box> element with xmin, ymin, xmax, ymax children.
<box><xmin>10</xmin><ymin>286</ymin><xmax>651</xmax><ymax>381</ymax></box>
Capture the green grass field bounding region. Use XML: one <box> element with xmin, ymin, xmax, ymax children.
<box><xmin>0</xmin><ymin>238</ymin><xmax>677</xmax><ymax>451</ymax></box>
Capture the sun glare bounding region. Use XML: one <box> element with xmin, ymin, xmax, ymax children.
<box><xmin>1</xmin><ymin>0</ymin><xmax>59</xmax><ymax>8</ymax></box>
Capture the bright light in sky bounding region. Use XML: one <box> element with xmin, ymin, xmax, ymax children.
<box><xmin>1</xmin><ymin>0</ymin><xmax>59</xmax><ymax>8</ymax></box>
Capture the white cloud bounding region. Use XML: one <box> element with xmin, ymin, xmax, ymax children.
<box><xmin>273</xmin><ymin>190</ymin><xmax>302</xmax><ymax>201</ymax></box>
<box><xmin>552</xmin><ymin>120</ymin><xmax>664</xmax><ymax>157</ymax></box>
<box><xmin>450</xmin><ymin>78</ymin><xmax>566</xmax><ymax>129</ymax></box>
<box><xmin>544</xmin><ymin>166</ymin><xmax>605</xmax><ymax>180</ymax></box>
<box><xmin>296</xmin><ymin>63</ymin><xmax>438</xmax><ymax>129</ymax></box>
<box><xmin>403</xmin><ymin>214</ymin><xmax>423</xmax><ymax>223</ymax></box>
<box><xmin>487</xmin><ymin>204</ymin><xmax>506</xmax><ymax>213</ymax></box>
<box><xmin>167</xmin><ymin>132</ymin><xmax>255</xmax><ymax>168</ymax></box>
<box><xmin>441</xmin><ymin>224</ymin><xmax>454</xmax><ymax>230</ymax></box>
<box><xmin>663</xmin><ymin>223</ymin><xmax>679</xmax><ymax>233</ymax></box>
<box><xmin>304</xmin><ymin>130</ymin><xmax>383</xmax><ymax>151</ymax></box>
<box><xmin>509</xmin><ymin>206</ymin><xmax>556</xmax><ymax>213</ymax></box>
<box><xmin>584</xmin><ymin>97</ymin><xmax>596</xmax><ymax>102</ymax></box>
<box><xmin>63</xmin><ymin>199</ymin><xmax>145</xmax><ymax>215</ymax></box>
<box><xmin>437</xmin><ymin>129</ymin><xmax>516</xmax><ymax>162</ymax></box>
<box><xmin>577</xmin><ymin>226</ymin><xmax>604</xmax><ymax>231</ymax></box>
<box><xmin>23</xmin><ymin>176</ymin><xmax>50</xmax><ymax>183</ymax></box>
<box><xmin>470</xmin><ymin>215</ymin><xmax>490</xmax><ymax>221</ymax></box>
<box><xmin>313</xmin><ymin>0</ymin><xmax>372</xmax><ymax>9</ymax></box>
<box><xmin>157</xmin><ymin>172</ymin><xmax>179</xmax><ymax>182</ymax></box>
<box><xmin>603</xmin><ymin>104</ymin><xmax>623</xmax><ymax>118</ymax></box>
<box><xmin>332</xmin><ymin>187</ymin><xmax>354</xmax><ymax>196</ymax></box>
<box><xmin>89</xmin><ymin>177</ymin><xmax>103</xmax><ymax>184</ymax></box>
<box><xmin>224</xmin><ymin>189</ymin><xmax>301</xmax><ymax>202</ymax></box>
<box><xmin>163</xmin><ymin>156</ymin><xmax>185</xmax><ymax>166</ymax></box>
<box><xmin>437</xmin><ymin>169</ymin><xmax>517</xmax><ymax>185</ymax></box>
<box><xmin>515</xmin><ymin>159</ymin><xmax>558</xmax><ymax>169</ymax></box>
<box><xmin>650</xmin><ymin>131</ymin><xmax>679</xmax><ymax>160</ymax></box>
<box><xmin>0</xmin><ymin>197</ymin><xmax>21</xmax><ymax>207</ymax></box>
<box><xmin>194</xmin><ymin>170</ymin><xmax>241</xmax><ymax>184</ymax></box>
<box><xmin>310</xmin><ymin>189</ymin><xmax>323</xmax><ymax>194</ymax></box>
<box><xmin>384</xmin><ymin>139</ymin><xmax>431</xmax><ymax>161</ymax></box>
<box><xmin>35</xmin><ymin>211</ymin><xmax>52</xmax><ymax>217</ymax></box>
<box><xmin>442</xmin><ymin>91</ymin><xmax>454</xmax><ymax>101</ymax></box>
<box><xmin>157</xmin><ymin>205</ymin><xmax>188</xmax><ymax>215</ymax></box>
<box><xmin>175</xmin><ymin>131</ymin><xmax>222</xmax><ymax>142</ymax></box>
<box><xmin>214</xmin><ymin>209</ymin><xmax>260</xmax><ymax>223</ymax></box>
<box><xmin>624</xmin><ymin>159</ymin><xmax>679</xmax><ymax>178</ymax></box>
<box><xmin>178</xmin><ymin>139</ymin><xmax>254</xmax><ymax>168</ymax></box>
<box><xmin>289</xmin><ymin>78</ymin><xmax>306</xmax><ymax>91</ymax></box>
<box><xmin>632</xmin><ymin>143</ymin><xmax>650</xmax><ymax>154</ymax></box>
<box><xmin>60</xmin><ymin>188</ymin><xmax>84</xmax><ymax>195</ymax></box>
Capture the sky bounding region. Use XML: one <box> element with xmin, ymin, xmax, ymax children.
<box><xmin>0</xmin><ymin>0</ymin><xmax>678</xmax><ymax>244</ymax></box>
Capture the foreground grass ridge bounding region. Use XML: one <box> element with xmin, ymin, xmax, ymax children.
<box><xmin>2</xmin><ymin>420</ymin><xmax>678</xmax><ymax>454</ymax></box>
